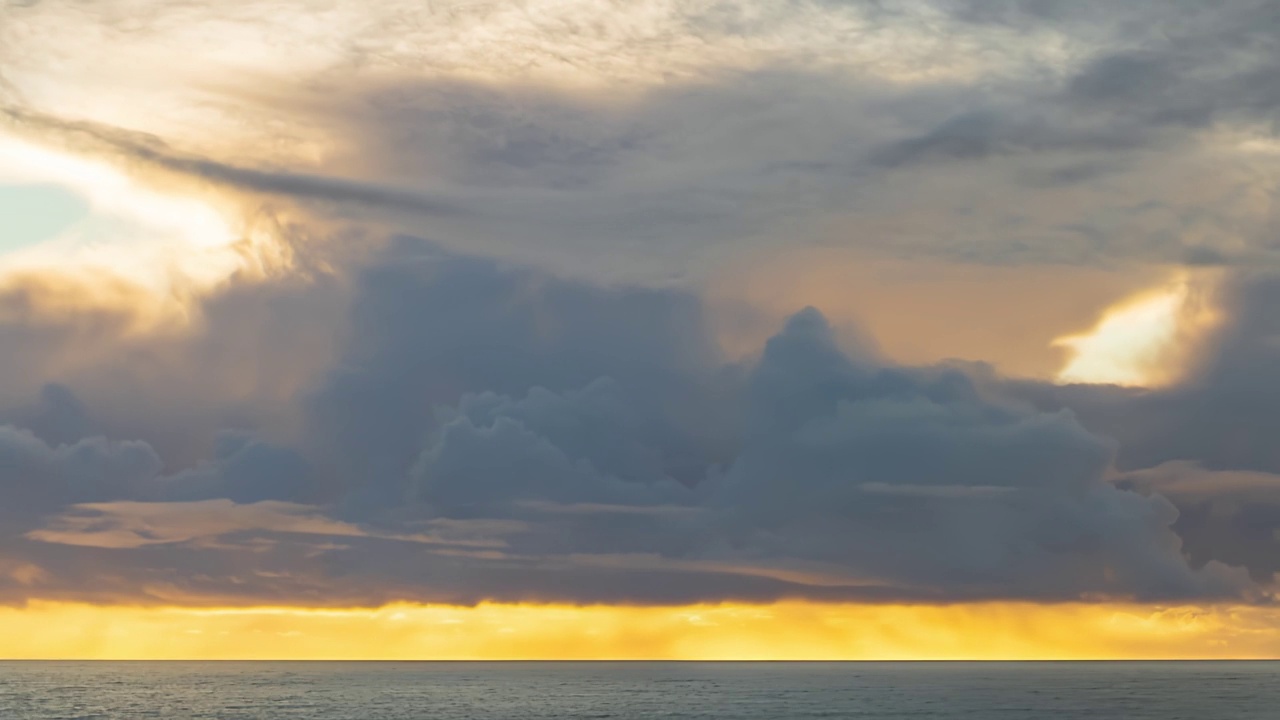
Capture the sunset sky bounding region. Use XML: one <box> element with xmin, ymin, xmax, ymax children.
<box><xmin>3</xmin><ymin>0</ymin><xmax>1280</xmax><ymax>659</ymax></box>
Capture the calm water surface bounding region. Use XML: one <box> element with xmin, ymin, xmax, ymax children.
<box><xmin>1</xmin><ymin>661</ymin><xmax>1276</xmax><ymax>719</ymax></box>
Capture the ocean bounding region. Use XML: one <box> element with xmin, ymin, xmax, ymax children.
<box><xmin>1</xmin><ymin>661</ymin><xmax>1275</xmax><ymax>719</ymax></box>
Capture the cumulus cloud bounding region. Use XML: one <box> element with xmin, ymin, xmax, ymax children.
<box><xmin>982</xmin><ymin>274</ymin><xmax>1280</xmax><ymax>588</ymax></box>
<box><xmin>1117</xmin><ymin>463</ymin><xmax>1280</xmax><ymax>584</ymax></box>
<box><xmin>0</xmin><ymin>241</ymin><xmax>1260</xmax><ymax>607</ymax></box>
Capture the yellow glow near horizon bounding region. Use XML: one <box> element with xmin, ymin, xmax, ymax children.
<box><xmin>3</xmin><ymin>601</ymin><xmax>1280</xmax><ymax>660</ymax></box>
<box><xmin>1053</xmin><ymin>272</ymin><xmax>1219</xmax><ymax>387</ymax></box>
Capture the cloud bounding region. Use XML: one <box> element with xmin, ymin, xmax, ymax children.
<box><xmin>302</xmin><ymin>238</ymin><xmax>728</xmax><ymax>506</ymax></box>
<box><xmin>983</xmin><ymin>274</ymin><xmax>1280</xmax><ymax>586</ymax></box>
<box><xmin>703</xmin><ymin>309</ymin><xmax>1246</xmax><ymax>602</ymax></box>
<box><xmin>2</xmin><ymin>0</ymin><xmax>1280</xmax><ymax>612</ymax></box>
<box><xmin>1117</xmin><ymin>462</ymin><xmax>1280</xmax><ymax>584</ymax></box>
<box><xmin>27</xmin><ymin>500</ymin><xmax>374</xmax><ymax>549</ymax></box>
<box><xmin>9</xmin><ymin>0</ymin><xmax>1280</xmax><ymax>277</ymax></box>
<box><xmin>2</xmin><ymin>107</ymin><xmax>470</xmax><ymax>219</ymax></box>
<box><xmin>27</xmin><ymin>499</ymin><xmax>512</xmax><ymax>550</ymax></box>
<box><xmin>1020</xmin><ymin>275</ymin><xmax>1280</xmax><ymax>475</ymax></box>
<box><xmin>0</xmin><ymin>241</ymin><xmax>1257</xmax><ymax>607</ymax></box>
<box><xmin>0</xmin><ymin>426</ymin><xmax>161</xmax><ymax>522</ymax></box>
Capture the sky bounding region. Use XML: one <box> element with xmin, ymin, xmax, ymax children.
<box><xmin>2</xmin><ymin>0</ymin><xmax>1280</xmax><ymax>659</ymax></box>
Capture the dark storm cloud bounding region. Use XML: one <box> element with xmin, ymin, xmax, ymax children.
<box><xmin>0</xmin><ymin>240</ymin><xmax>1261</xmax><ymax>606</ymax></box>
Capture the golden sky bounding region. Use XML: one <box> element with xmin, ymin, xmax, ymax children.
<box><xmin>6</xmin><ymin>601</ymin><xmax>1280</xmax><ymax>661</ymax></box>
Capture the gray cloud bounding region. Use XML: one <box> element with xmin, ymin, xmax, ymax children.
<box><xmin>0</xmin><ymin>241</ymin><xmax>1260</xmax><ymax>606</ymax></box>
<box><xmin>1</xmin><ymin>107</ymin><xmax>470</xmax><ymax>218</ymax></box>
<box><xmin>989</xmin><ymin>274</ymin><xmax>1280</xmax><ymax>585</ymax></box>
<box><xmin>8</xmin><ymin>1</ymin><xmax>1280</xmax><ymax>273</ymax></box>
<box><xmin>1117</xmin><ymin>463</ymin><xmax>1280</xmax><ymax>584</ymax></box>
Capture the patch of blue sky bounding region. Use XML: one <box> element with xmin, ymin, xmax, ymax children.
<box><xmin>0</xmin><ymin>183</ymin><xmax>90</xmax><ymax>254</ymax></box>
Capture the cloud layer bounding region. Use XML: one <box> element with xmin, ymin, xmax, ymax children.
<box><xmin>0</xmin><ymin>240</ymin><xmax>1269</xmax><ymax>607</ymax></box>
<box><xmin>7</xmin><ymin>0</ymin><xmax>1280</xmax><ymax>279</ymax></box>
<box><xmin>2</xmin><ymin>0</ymin><xmax>1280</xmax><ymax>609</ymax></box>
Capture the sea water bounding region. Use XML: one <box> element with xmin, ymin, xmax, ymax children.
<box><xmin>1</xmin><ymin>660</ymin><xmax>1275</xmax><ymax>719</ymax></box>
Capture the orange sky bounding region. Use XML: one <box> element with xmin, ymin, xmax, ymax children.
<box><xmin>5</xmin><ymin>601</ymin><xmax>1280</xmax><ymax>660</ymax></box>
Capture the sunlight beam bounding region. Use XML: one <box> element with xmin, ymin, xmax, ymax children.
<box><xmin>1053</xmin><ymin>272</ymin><xmax>1221</xmax><ymax>387</ymax></box>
